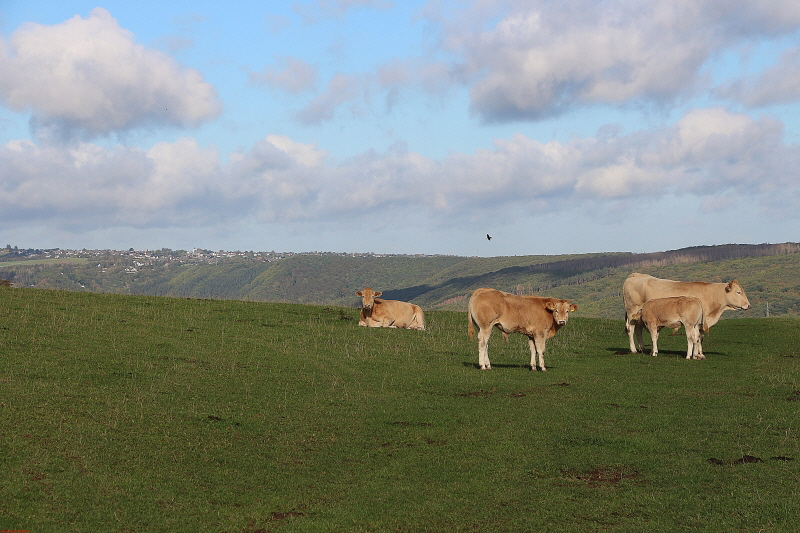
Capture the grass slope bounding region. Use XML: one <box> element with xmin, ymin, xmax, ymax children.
<box><xmin>2</xmin><ymin>287</ymin><xmax>800</xmax><ymax>532</ymax></box>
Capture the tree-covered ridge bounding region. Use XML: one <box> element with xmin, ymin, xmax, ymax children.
<box><xmin>2</xmin><ymin>243</ymin><xmax>799</xmax><ymax>318</ymax></box>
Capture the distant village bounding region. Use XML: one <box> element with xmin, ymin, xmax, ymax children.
<box><xmin>0</xmin><ymin>245</ymin><xmax>440</xmax><ymax>265</ymax></box>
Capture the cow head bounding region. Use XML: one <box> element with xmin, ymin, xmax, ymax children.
<box><xmin>725</xmin><ymin>280</ymin><xmax>751</xmax><ymax>310</ymax></box>
<box><xmin>545</xmin><ymin>300</ymin><xmax>578</xmax><ymax>325</ymax></box>
<box><xmin>356</xmin><ymin>287</ymin><xmax>382</xmax><ymax>309</ymax></box>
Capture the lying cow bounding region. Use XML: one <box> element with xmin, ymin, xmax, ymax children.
<box><xmin>630</xmin><ymin>296</ymin><xmax>707</xmax><ymax>360</ymax></box>
<box><xmin>623</xmin><ymin>273</ymin><xmax>750</xmax><ymax>354</ymax></box>
<box><xmin>467</xmin><ymin>288</ymin><xmax>577</xmax><ymax>371</ymax></box>
<box><xmin>356</xmin><ymin>287</ymin><xmax>426</xmax><ymax>330</ymax></box>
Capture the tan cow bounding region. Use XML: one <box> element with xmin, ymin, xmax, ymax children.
<box><xmin>356</xmin><ymin>287</ymin><xmax>426</xmax><ymax>330</ymax></box>
<box><xmin>467</xmin><ymin>288</ymin><xmax>577</xmax><ymax>371</ymax></box>
<box><xmin>623</xmin><ymin>273</ymin><xmax>750</xmax><ymax>354</ymax></box>
<box><xmin>630</xmin><ymin>296</ymin><xmax>706</xmax><ymax>360</ymax></box>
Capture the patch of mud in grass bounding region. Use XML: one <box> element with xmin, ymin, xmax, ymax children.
<box><xmin>561</xmin><ymin>465</ymin><xmax>643</xmax><ymax>488</ymax></box>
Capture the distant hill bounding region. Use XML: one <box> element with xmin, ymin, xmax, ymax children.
<box><xmin>2</xmin><ymin>243</ymin><xmax>799</xmax><ymax>319</ymax></box>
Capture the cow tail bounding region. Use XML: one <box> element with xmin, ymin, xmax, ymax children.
<box><xmin>467</xmin><ymin>306</ymin><xmax>475</xmax><ymax>339</ymax></box>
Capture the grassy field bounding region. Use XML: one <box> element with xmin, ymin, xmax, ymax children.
<box><xmin>1</xmin><ymin>287</ymin><xmax>799</xmax><ymax>532</ymax></box>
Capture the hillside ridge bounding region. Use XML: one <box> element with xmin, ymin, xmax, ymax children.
<box><xmin>2</xmin><ymin>242</ymin><xmax>800</xmax><ymax>319</ymax></box>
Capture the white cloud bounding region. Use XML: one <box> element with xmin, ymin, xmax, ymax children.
<box><xmin>0</xmin><ymin>138</ymin><xmax>222</xmax><ymax>228</ymax></box>
<box><xmin>437</xmin><ymin>0</ymin><xmax>800</xmax><ymax>122</ymax></box>
<box><xmin>286</xmin><ymin>0</ymin><xmax>800</xmax><ymax>125</ymax></box>
<box><xmin>0</xmin><ymin>8</ymin><xmax>221</xmax><ymax>138</ymax></box>
<box><xmin>2</xmin><ymin>107</ymin><xmax>797</xmax><ymax>234</ymax></box>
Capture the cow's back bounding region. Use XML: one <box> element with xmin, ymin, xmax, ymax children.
<box><xmin>624</xmin><ymin>273</ymin><xmax>715</xmax><ymax>311</ymax></box>
<box><xmin>375</xmin><ymin>298</ymin><xmax>425</xmax><ymax>329</ymax></box>
<box><xmin>468</xmin><ymin>288</ymin><xmax>509</xmax><ymax>330</ymax></box>
<box><xmin>469</xmin><ymin>289</ymin><xmax>552</xmax><ymax>335</ymax></box>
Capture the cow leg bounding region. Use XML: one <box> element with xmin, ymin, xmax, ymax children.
<box><xmin>626</xmin><ymin>318</ymin><xmax>639</xmax><ymax>353</ymax></box>
<box><xmin>697</xmin><ymin>330</ymin><xmax>705</xmax><ymax>358</ymax></box>
<box><xmin>477</xmin><ymin>328</ymin><xmax>492</xmax><ymax>370</ymax></box>
<box><xmin>685</xmin><ymin>327</ymin><xmax>695</xmax><ymax>359</ymax></box>
<box><xmin>690</xmin><ymin>327</ymin><xmax>705</xmax><ymax>360</ymax></box>
<box><xmin>635</xmin><ymin>321</ymin><xmax>646</xmax><ymax>353</ymax></box>
<box><xmin>649</xmin><ymin>326</ymin><xmax>659</xmax><ymax>357</ymax></box>
<box><xmin>528</xmin><ymin>336</ymin><xmax>547</xmax><ymax>371</ymax></box>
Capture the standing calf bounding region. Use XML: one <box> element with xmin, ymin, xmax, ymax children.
<box><xmin>630</xmin><ymin>296</ymin><xmax>706</xmax><ymax>360</ymax></box>
<box><xmin>622</xmin><ymin>272</ymin><xmax>750</xmax><ymax>353</ymax></box>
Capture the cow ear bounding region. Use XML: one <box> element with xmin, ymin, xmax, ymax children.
<box><xmin>375</xmin><ymin>291</ymin><xmax>382</xmax><ymax>297</ymax></box>
<box><xmin>569</xmin><ymin>304</ymin><xmax>578</xmax><ymax>312</ymax></box>
<box><xmin>725</xmin><ymin>282</ymin><xmax>733</xmax><ymax>292</ymax></box>
<box><xmin>356</xmin><ymin>291</ymin><xmax>363</xmax><ymax>296</ymax></box>
<box><xmin>545</xmin><ymin>301</ymin><xmax>556</xmax><ymax>310</ymax></box>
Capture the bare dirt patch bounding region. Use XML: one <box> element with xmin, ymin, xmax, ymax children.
<box><xmin>562</xmin><ymin>465</ymin><xmax>642</xmax><ymax>487</ymax></box>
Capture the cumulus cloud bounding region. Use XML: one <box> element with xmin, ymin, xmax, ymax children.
<box><xmin>0</xmin><ymin>138</ymin><xmax>222</xmax><ymax>228</ymax></box>
<box><xmin>435</xmin><ymin>0</ymin><xmax>800</xmax><ymax>122</ymax></box>
<box><xmin>0</xmin><ymin>8</ymin><xmax>221</xmax><ymax>139</ymax></box>
<box><xmin>290</xmin><ymin>0</ymin><xmax>800</xmax><ymax>125</ymax></box>
<box><xmin>2</xmin><ymin>107</ymin><xmax>797</xmax><ymax>232</ymax></box>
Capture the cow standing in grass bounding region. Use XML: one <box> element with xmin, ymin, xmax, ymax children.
<box><xmin>623</xmin><ymin>273</ymin><xmax>750</xmax><ymax>354</ymax></box>
<box><xmin>356</xmin><ymin>288</ymin><xmax>426</xmax><ymax>330</ymax></box>
<box><xmin>467</xmin><ymin>288</ymin><xmax>577</xmax><ymax>371</ymax></box>
<box><xmin>630</xmin><ymin>296</ymin><xmax>707</xmax><ymax>359</ymax></box>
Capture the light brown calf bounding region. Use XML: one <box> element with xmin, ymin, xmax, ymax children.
<box><xmin>623</xmin><ymin>273</ymin><xmax>750</xmax><ymax>354</ymax></box>
<box><xmin>467</xmin><ymin>288</ymin><xmax>577</xmax><ymax>371</ymax></box>
<box><xmin>630</xmin><ymin>296</ymin><xmax>706</xmax><ymax>360</ymax></box>
<box><xmin>356</xmin><ymin>287</ymin><xmax>426</xmax><ymax>330</ymax></box>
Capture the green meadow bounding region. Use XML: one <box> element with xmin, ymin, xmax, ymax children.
<box><xmin>1</xmin><ymin>287</ymin><xmax>799</xmax><ymax>532</ymax></box>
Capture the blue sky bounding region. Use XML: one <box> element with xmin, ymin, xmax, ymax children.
<box><xmin>1</xmin><ymin>1</ymin><xmax>800</xmax><ymax>256</ymax></box>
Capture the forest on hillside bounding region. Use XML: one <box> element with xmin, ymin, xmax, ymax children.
<box><xmin>1</xmin><ymin>243</ymin><xmax>799</xmax><ymax>319</ymax></box>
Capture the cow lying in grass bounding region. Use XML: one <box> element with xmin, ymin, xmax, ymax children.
<box><xmin>629</xmin><ymin>296</ymin><xmax>706</xmax><ymax>360</ymax></box>
<box><xmin>467</xmin><ymin>288</ymin><xmax>577</xmax><ymax>371</ymax></box>
<box><xmin>356</xmin><ymin>287</ymin><xmax>426</xmax><ymax>330</ymax></box>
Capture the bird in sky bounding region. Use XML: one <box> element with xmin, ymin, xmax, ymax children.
<box><xmin>486</xmin><ymin>234</ymin><xmax>492</xmax><ymax>241</ymax></box>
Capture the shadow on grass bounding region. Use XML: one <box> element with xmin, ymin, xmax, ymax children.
<box><xmin>605</xmin><ymin>347</ymin><xmax>725</xmax><ymax>358</ymax></box>
<box><xmin>460</xmin><ymin>361</ymin><xmax>562</xmax><ymax>370</ymax></box>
